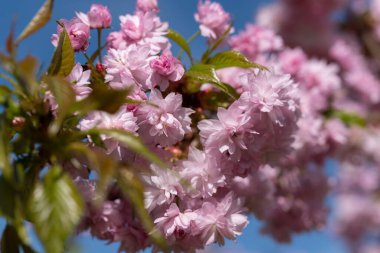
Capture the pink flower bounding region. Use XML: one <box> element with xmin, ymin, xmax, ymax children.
<box><xmin>106</xmin><ymin>31</ymin><xmax>127</xmax><ymax>49</ymax></box>
<box><xmin>51</xmin><ymin>18</ymin><xmax>90</xmax><ymax>52</ymax></box>
<box><xmin>259</xmin><ymin>167</ymin><xmax>329</xmax><ymax>242</ymax></box>
<box><xmin>154</xmin><ymin>203</ymin><xmax>197</xmax><ymax>237</ymax></box>
<box><xmin>137</xmin><ymin>89</ymin><xmax>194</xmax><ymax>147</ymax></box>
<box><xmin>346</xmin><ymin>67</ymin><xmax>380</xmax><ymax>104</ymax></box>
<box><xmin>278</xmin><ymin>48</ymin><xmax>307</xmax><ymax>75</ymax></box>
<box><xmin>79</xmin><ymin>106</ymin><xmax>138</xmax><ymax>155</ymax></box>
<box><xmin>296</xmin><ymin>59</ymin><xmax>341</xmax><ymax>112</ymax></box>
<box><xmin>216</xmin><ymin>67</ymin><xmax>251</xmax><ymax>94</ymax></box>
<box><xmin>179</xmin><ymin>147</ymin><xmax>225</xmax><ymax>198</ymax></box>
<box><xmin>194</xmin><ymin>0</ymin><xmax>232</xmax><ymax>41</ymax></box>
<box><xmin>143</xmin><ymin>164</ymin><xmax>184</xmax><ymax>212</ymax></box>
<box><xmin>239</xmin><ymin>71</ymin><xmax>299</xmax><ymax>127</ymax></box>
<box><xmin>198</xmin><ymin>103</ymin><xmax>253</xmax><ymax>160</ymax></box>
<box><xmin>136</xmin><ymin>0</ymin><xmax>159</xmax><ymax>13</ymax></box>
<box><xmin>230</xmin><ymin>25</ymin><xmax>283</xmax><ymax>61</ymax></box>
<box><xmin>104</xmin><ymin>44</ymin><xmax>153</xmax><ymax>90</ymax></box>
<box><xmin>77</xmin><ymin>4</ymin><xmax>112</xmax><ymax>29</ymax></box>
<box><xmin>148</xmin><ymin>50</ymin><xmax>185</xmax><ymax>91</ymax></box>
<box><xmin>66</xmin><ymin>63</ymin><xmax>92</xmax><ymax>100</ymax></box>
<box><xmin>194</xmin><ymin>192</ymin><xmax>248</xmax><ymax>245</ymax></box>
<box><xmin>119</xmin><ymin>12</ymin><xmax>168</xmax><ymax>54</ymax></box>
<box><xmin>88</xmin><ymin>199</ymin><xmax>130</xmax><ymax>242</ymax></box>
<box><xmin>297</xmin><ymin>59</ymin><xmax>341</xmax><ymax>93</ymax></box>
<box><xmin>324</xmin><ymin>119</ymin><xmax>348</xmax><ymax>145</ymax></box>
<box><xmin>44</xmin><ymin>63</ymin><xmax>92</xmax><ymax>113</ymax></box>
<box><xmin>330</xmin><ymin>38</ymin><xmax>380</xmax><ymax>104</ymax></box>
<box><xmin>255</xmin><ymin>3</ymin><xmax>284</xmax><ymax>31</ymax></box>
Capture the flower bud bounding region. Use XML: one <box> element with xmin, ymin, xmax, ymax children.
<box><xmin>87</xmin><ymin>4</ymin><xmax>112</xmax><ymax>29</ymax></box>
<box><xmin>136</xmin><ymin>0</ymin><xmax>159</xmax><ymax>13</ymax></box>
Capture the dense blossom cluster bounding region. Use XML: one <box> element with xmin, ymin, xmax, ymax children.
<box><xmin>45</xmin><ymin>0</ymin><xmax>380</xmax><ymax>252</ymax></box>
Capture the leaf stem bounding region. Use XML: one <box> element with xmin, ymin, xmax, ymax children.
<box><xmin>178</xmin><ymin>31</ymin><xmax>200</xmax><ymax>64</ymax></box>
<box><xmin>83</xmin><ymin>52</ymin><xmax>93</xmax><ymax>67</ymax></box>
<box><xmin>201</xmin><ymin>23</ymin><xmax>234</xmax><ymax>63</ymax></box>
<box><xmin>97</xmin><ymin>28</ymin><xmax>103</xmax><ymax>64</ymax></box>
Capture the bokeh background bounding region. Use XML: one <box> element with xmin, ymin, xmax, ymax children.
<box><xmin>0</xmin><ymin>1</ymin><xmax>348</xmax><ymax>252</ymax></box>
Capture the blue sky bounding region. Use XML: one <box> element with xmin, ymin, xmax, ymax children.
<box><xmin>0</xmin><ymin>1</ymin><xmax>349</xmax><ymax>252</ymax></box>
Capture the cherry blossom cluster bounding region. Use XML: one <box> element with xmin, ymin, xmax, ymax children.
<box><xmin>46</xmin><ymin>0</ymin><xmax>380</xmax><ymax>252</ymax></box>
<box><xmin>252</xmin><ymin>0</ymin><xmax>380</xmax><ymax>251</ymax></box>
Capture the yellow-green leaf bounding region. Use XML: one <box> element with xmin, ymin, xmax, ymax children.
<box><xmin>167</xmin><ymin>29</ymin><xmax>193</xmax><ymax>63</ymax></box>
<box><xmin>28</xmin><ymin>164</ymin><xmax>84</xmax><ymax>253</ymax></box>
<box><xmin>186</xmin><ymin>64</ymin><xmax>238</xmax><ymax>99</ymax></box>
<box><xmin>16</xmin><ymin>0</ymin><xmax>54</xmax><ymax>43</ymax></box>
<box><xmin>90</xmin><ymin>129</ymin><xmax>166</xmax><ymax>168</ymax></box>
<box><xmin>45</xmin><ymin>76</ymin><xmax>76</xmax><ymax>135</ymax></box>
<box><xmin>69</xmin><ymin>83</ymin><xmax>130</xmax><ymax>115</ymax></box>
<box><xmin>207</xmin><ymin>50</ymin><xmax>267</xmax><ymax>70</ymax></box>
<box><xmin>47</xmin><ymin>27</ymin><xmax>75</xmax><ymax>76</ymax></box>
<box><xmin>201</xmin><ymin>23</ymin><xmax>234</xmax><ymax>63</ymax></box>
<box><xmin>66</xmin><ymin>142</ymin><xmax>116</xmax><ymax>204</ymax></box>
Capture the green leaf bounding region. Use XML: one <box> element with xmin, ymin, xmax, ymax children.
<box><xmin>186</xmin><ymin>64</ymin><xmax>238</xmax><ymax>99</ymax></box>
<box><xmin>16</xmin><ymin>0</ymin><xmax>54</xmax><ymax>43</ymax></box>
<box><xmin>90</xmin><ymin>129</ymin><xmax>166</xmax><ymax>168</ymax></box>
<box><xmin>45</xmin><ymin>76</ymin><xmax>76</xmax><ymax>135</ymax></box>
<box><xmin>47</xmin><ymin>27</ymin><xmax>75</xmax><ymax>76</ymax></box>
<box><xmin>0</xmin><ymin>119</ymin><xmax>12</xmax><ymax>178</ymax></box>
<box><xmin>207</xmin><ymin>50</ymin><xmax>267</xmax><ymax>70</ymax></box>
<box><xmin>333</xmin><ymin>111</ymin><xmax>366</xmax><ymax>127</ymax></box>
<box><xmin>167</xmin><ymin>29</ymin><xmax>193</xmax><ymax>63</ymax></box>
<box><xmin>28</xmin><ymin>164</ymin><xmax>84</xmax><ymax>253</ymax></box>
<box><xmin>201</xmin><ymin>23</ymin><xmax>234</xmax><ymax>63</ymax></box>
<box><xmin>66</xmin><ymin>142</ymin><xmax>116</xmax><ymax>203</ymax></box>
<box><xmin>200</xmin><ymin>90</ymin><xmax>233</xmax><ymax>110</ymax></box>
<box><xmin>16</xmin><ymin>56</ymin><xmax>40</xmax><ymax>97</ymax></box>
<box><xmin>117</xmin><ymin>169</ymin><xmax>168</xmax><ymax>252</ymax></box>
<box><xmin>69</xmin><ymin>83</ymin><xmax>130</xmax><ymax>115</ymax></box>
<box><xmin>0</xmin><ymin>177</ymin><xmax>16</xmax><ymax>219</ymax></box>
<box><xmin>0</xmin><ymin>86</ymin><xmax>12</xmax><ymax>104</ymax></box>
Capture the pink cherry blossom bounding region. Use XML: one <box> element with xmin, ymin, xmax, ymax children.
<box><xmin>77</xmin><ymin>4</ymin><xmax>112</xmax><ymax>29</ymax></box>
<box><xmin>104</xmin><ymin>44</ymin><xmax>152</xmax><ymax>90</ymax></box>
<box><xmin>79</xmin><ymin>106</ymin><xmax>138</xmax><ymax>155</ymax></box>
<box><xmin>198</xmin><ymin>103</ymin><xmax>253</xmax><ymax>160</ymax></box>
<box><xmin>147</xmin><ymin>50</ymin><xmax>185</xmax><ymax>91</ymax></box>
<box><xmin>106</xmin><ymin>31</ymin><xmax>128</xmax><ymax>49</ymax></box>
<box><xmin>51</xmin><ymin>18</ymin><xmax>90</xmax><ymax>52</ymax></box>
<box><xmin>143</xmin><ymin>164</ymin><xmax>184</xmax><ymax>212</ymax></box>
<box><xmin>119</xmin><ymin>12</ymin><xmax>168</xmax><ymax>54</ymax></box>
<box><xmin>194</xmin><ymin>0</ymin><xmax>232</xmax><ymax>42</ymax></box>
<box><xmin>239</xmin><ymin>70</ymin><xmax>299</xmax><ymax>127</ymax></box>
<box><xmin>179</xmin><ymin>147</ymin><xmax>226</xmax><ymax>198</ymax></box>
<box><xmin>136</xmin><ymin>89</ymin><xmax>194</xmax><ymax>147</ymax></box>
<box><xmin>136</xmin><ymin>0</ymin><xmax>159</xmax><ymax>13</ymax></box>
<box><xmin>230</xmin><ymin>25</ymin><xmax>283</xmax><ymax>61</ymax></box>
<box><xmin>278</xmin><ymin>47</ymin><xmax>307</xmax><ymax>75</ymax></box>
<box><xmin>154</xmin><ymin>203</ymin><xmax>197</xmax><ymax>237</ymax></box>
<box><xmin>194</xmin><ymin>192</ymin><xmax>248</xmax><ymax>246</ymax></box>
<box><xmin>66</xmin><ymin>63</ymin><xmax>92</xmax><ymax>100</ymax></box>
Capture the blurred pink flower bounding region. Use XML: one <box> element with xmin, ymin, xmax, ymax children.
<box><xmin>51</xmin><ymin>18</ymin><xmax>90</xmax><ymax>52</ymax></box>
<box><xmin>77</xmin><ymin>4</ymin><xmax>112</xmax><ymax>29</ymax></box>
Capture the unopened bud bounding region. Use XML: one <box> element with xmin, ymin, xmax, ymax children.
<box><xmin>12</xmin><ymin>116</ymin><xmax>26</xmax><ymax>130</ymax></box>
